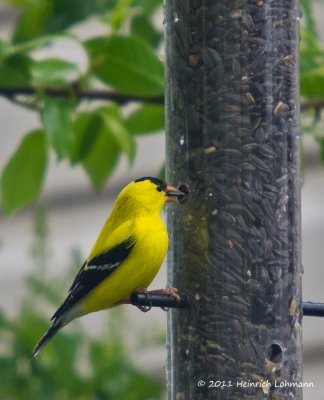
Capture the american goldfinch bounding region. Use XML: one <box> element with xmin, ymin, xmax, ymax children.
<box><xmin>32</xmin><ymin>176</ymin><xmax>184</xmax><ymax>357</ymax></box>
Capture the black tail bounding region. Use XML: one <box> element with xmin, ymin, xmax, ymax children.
<box><xmin>32</xmin><ymin>319</ymin><xmax>65</xmax><ymax>358</ymax></box>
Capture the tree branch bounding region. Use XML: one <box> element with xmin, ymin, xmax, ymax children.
<box><xmin>0</xmin><ymin>86</ymin><xmax>164</xmax><ymax>105</ymax></box>
<box><xmin>300</xmin><ymin>99</ymin><xmax>324</xmax><ymax>112</ymax></box>
<box><xmin>2</xmin><ymin>85</ymin><xmax>324</xmax><ymax>112</ymax></box>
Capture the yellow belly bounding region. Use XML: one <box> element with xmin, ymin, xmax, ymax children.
<box><xmin>80</xmin><ymin>216</ymin><xmax>168</xmax><ymax>314</ymax></box>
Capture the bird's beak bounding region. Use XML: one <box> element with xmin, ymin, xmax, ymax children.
<box><xmin>165</xmin><ymin>185</ymin><xmax>185</xmax><ymax>203</ymax></box>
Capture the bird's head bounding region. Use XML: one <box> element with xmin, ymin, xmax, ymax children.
<box><xmin>117</xmin><ymin>176</ymin><xmax>184</xmax><ymax>213</ymax></box>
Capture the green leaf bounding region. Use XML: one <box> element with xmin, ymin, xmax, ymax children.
<box><xmin>108</xmin><ymin>0</ymin><xmax>134</xmax><ymax>31</ymax></box>
<box><xmin>0</xmin><ymin>40</ymin><xmax>9</xmax><ymax>56</ymax></box>
<box><xmin>133</xmin><ymin>0</ymin><xmax>162</xmax><ymax>15</ymax></box>
<box><xmin>31</xmin><ymin>58</ymin><xmax>79</xmax><ymax>85</ymax></box>
<box><xmin>131</xmin><ymin>15</ymin><xmax>162</xmax><ymax>47</ymax></box>
<box><xmin>13</xmin><ymin>2</ymin><xmax>52</xmax><ymax>43</ymax></box>
<box><xmin>41</xmin><ymin>96</ymin><xmax>74</xmax><ymax>159</ymax></box>
<box><xmin>125</xmin><ymin>104</ymin><xmax>164</xmax><ymax>135</ymax></box>
<box><xmin>1</xmin><ymin>130</ymin><xmax>47</xmax><ymax>215</ymax></box>
<box><xmin>300</xmin><ymin>0</ymin><xmax>317</xmax><ymax>39</ymax></box>
<box><xmin>0</xmin><ymin>54</ymin><xmax>32</xmax><ymax>87</ymax></box>
<box><xmin>12</xmin><ymin>0</ymin><xmax>113</xmax><ymax>43</ymax></box>
<box><xmin>70</xmin><ymin>112</ymin><xmax>102</xmax><ymax>164</ymax></box>
<box><xmin>82</xmin><ymin>121</ymin><xmax>120</xmax><ymax>190</ymax></box>
<box><xmin>5</xmin><ymin>35</ymin><xmax>63</xmax><ymax>57</ymax></box>
<box><xmin>300</xmin><ymin>28</ymin><xmax>324</xmax><ymax>74</ymax></box>
<box><xmin>301</xmin><ymin>65</ymin><xmax>324</xmax><ymax>98</ymax></box>
<box><xmin>100</xmin><ymin>105</ymin><xmax>136</xmax><ymax>161</ymax></box>
<box><xmin>86</xmin><ymin>35</ymin><xmax>164</xmax><ymax>96</ymax></box>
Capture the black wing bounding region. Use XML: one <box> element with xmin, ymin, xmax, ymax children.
<box><xmin>51</xmin><ymin>237</ymin><xmax>135</xmax><ymax>321</ymax></box>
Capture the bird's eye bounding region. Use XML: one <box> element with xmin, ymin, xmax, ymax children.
<box><xmin>157</xmin><ymin>186</ymin><xmax>162</xmax><ymax>192</ymax></box>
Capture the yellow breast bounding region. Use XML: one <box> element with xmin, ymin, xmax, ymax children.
<box><xmin>80</xmin><ymin>215</ymin><xmax>168</xmax><ymax>313</ymax></box>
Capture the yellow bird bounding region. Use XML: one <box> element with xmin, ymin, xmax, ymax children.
<box><xmin>32</xmin><ymin>177</ymin><xmax>183</xmax><ymax>357</ymax></box>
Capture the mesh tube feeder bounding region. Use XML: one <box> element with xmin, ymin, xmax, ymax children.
<box><xmin>164</xmin><ymin>1</ymin><xmax>302</xmax><ymax>399</ymax></box>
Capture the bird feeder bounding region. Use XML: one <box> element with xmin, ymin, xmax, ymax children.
<box><xmin>165</xmin><ymin>1</ymin><xmax>302</xmax><ymax>399</ymax></box>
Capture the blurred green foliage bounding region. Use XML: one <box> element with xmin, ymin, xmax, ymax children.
<box><xmin>0</xmin><ymin>0</ymin><xmax>164</xmax><ymax>214</ymax></box>
<box><xmin>1</xmin><ymin>0</ymin><xmax>324</xmax><ymax>214</ymax></box>
<box><xmin>0</xmin><ymin>208</ymin><xmax>165</xmax><ymax>399</ymax></box>
<box><xmin>299</xmin><ymin>0</ymin><xmax>324</xmax><ymax>161</ymax></box>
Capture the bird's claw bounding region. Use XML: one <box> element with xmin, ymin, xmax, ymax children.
<box><xmin>148</xmin><ymin>287</ymin><xmax>181</xmax><ymax>303</ymax></box>
<box><xmin>137</xmin><ymin>304</ymin><xmax>152</xmax><ymax>313</ymax></box>
<box><xmin>133</xmin><ymin>287</ymin><xmax>180</xmax><ymax>312</ymax></box>
<box><xmin>134</xmin><ymin>289</ymin><xmax>152</xmax><ymax>312</ymax></box>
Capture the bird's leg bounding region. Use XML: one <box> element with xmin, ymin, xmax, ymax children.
<box><xmin>114</xmin><ymin>290</ymin><xmax>151</xmax><ymax>312</ymax></box>
<box><xmin>147</xmin><ymin>287</ymin><xmax>180</xmax><ymax>303</ymax></box>
<box><xmin>115</xmin><ymin>299</ymin><xmax>131</xmax><ymax>305</ymax></box>
<box><xmin>116</xmin><ymin>289</ymin><xmax>153</xmax><ymax>312</ymax></box>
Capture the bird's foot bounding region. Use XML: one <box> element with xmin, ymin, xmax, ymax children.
<box><xmin>137</xmin><ymin>305</ymin><xmax>152</xmax><ymax>313</ymax></box>
<box><xmin>148</xmin><ymin>287</ymin><xmax>180</xmax><ymax>303</ymax></box>
<box><xmin>132</xmin><ymin>287</ymin><xmax>180</xmax><ymax>312</ymax></box>
<box><xmin>134</xmin><ymin>289</ymin><xmax>152</xmax><ymax>313</ymax></box>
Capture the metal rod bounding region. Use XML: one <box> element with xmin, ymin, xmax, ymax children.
<box><xmin>302</xmin><ymin>302</ymin><xmax>324</xmax><ymax>317</ymax></box>
<box><xmin>130</xmin><ymin>292</ymin><xmax>190</xmax><ymax>309</ymax></box>
<box><xmin>130</xmin><ymin>294</ymin><xmax>324</xmax><ymax>318</ymax></box>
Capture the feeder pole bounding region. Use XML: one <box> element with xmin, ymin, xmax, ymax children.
<box><xmin>165</xmin><ymin>1</ymin><xmax>302</xmax><ymax>399</ymax></box>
